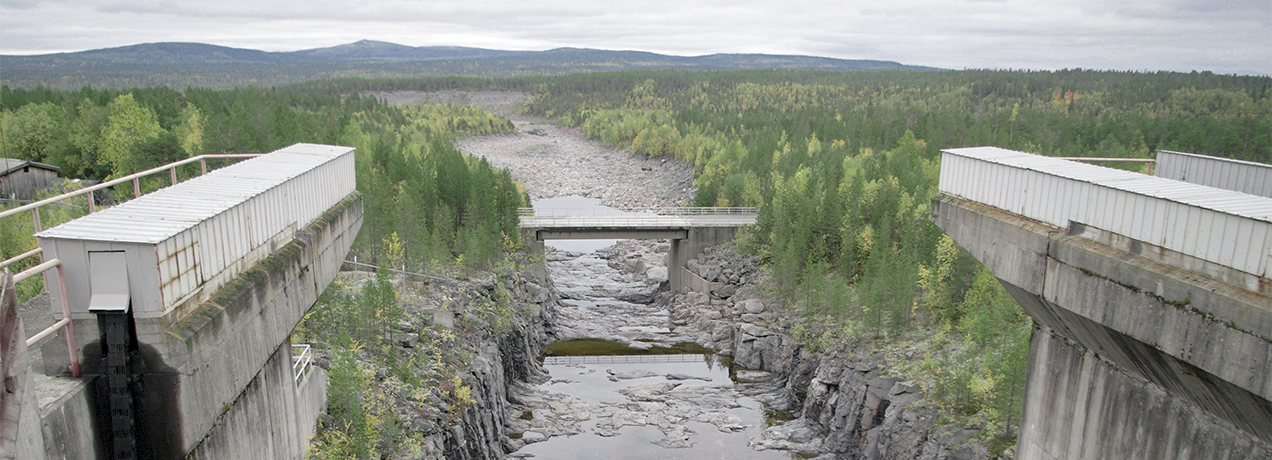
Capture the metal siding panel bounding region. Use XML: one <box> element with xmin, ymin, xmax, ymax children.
<box><xmin>1262</xmin><ymin>225</ymin><xmax>1272</xmax><ymax>277</ymax></box>
<box><xmin>1175</xmin><ymin>205</ymin><xmax>1195</xmax><ymax>255</ymax></box>
<box><xmin>1194</xmin><ymin>208</ymin><xmax>1214</xmax><ymax>259</ymax></box>
<box><xmin>1005</xmin><ymin>168</ymin><xmax>1019</xmax><ymax>214</ymax></box>
<box><xmin>1106</xmin><ymin>189</ymin><xmax>1124</xmax><ymax>235</ymax></box>
<box><xmin>1029</xmin><ymin>171</ymin><xmax>1045</xmax><ymax>223</ymax></box>
<box><xmin>1075</xmin><ymin>182</ymin><xmax>1093</xmax><ymax>226</ymax></box>
<box><xmin>1148</xmin><ymin>199</ymin><xmax>1167</xmax><ymax>244</ymax></box>
<box><xmin>1227</xmin><ymin>219</ymin><xmax>1253</xmax><ymax>268</ymax></box>
<box><xmin>1220</xmin><ymin>162</ymin><xmax>1239</xmax><ymax>192</ymax></box>
<box><xmin>1206</xmin><ymin>213</ymin><xmax>1229</xmax><ymax>267</ymax></box>
<box><xmin>951</xmin><ymin>155</ymin><xmax>966</xmax><ymax>197</ymax></box>
<box><xmin>1158</xmin><ymin>201</ymin><xmax>1176</xmax><ymax>247</ymax></box>
<box><xmin>1136</xmin><ymin>197</ymin><xmax>1153</xmax><ymax>242</ymax></box>
<box><xmin>1048</xmin><ymin>174</ymin><xmax>1065</xmax><ymax>226</ymax></box>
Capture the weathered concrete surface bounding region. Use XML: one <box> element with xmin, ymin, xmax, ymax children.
<box><xmin>933</xmin><ymin>194</ymin><xmax>1271</xmax><ymax>459</ymax></box>
<box><xmin>525</xmin><ymin>223</ymin><xmax>741</xmax><ymax>292</ymax></box>
<box><xmin>668</xmin><ymin>227</ymin><xmax>740</xmax><ymax>292</ymax></box>
<box><xmin>30</xmin><ymin>376</ymin><xmax>102</xmax><ymax>459</ymax></box>
<box><xmin>32</xmin><ymin>194</ymin><xmax>361</xmax><ymax>459</ymax></box>
<box><xmin>133</xmin><ymin>194</ymin><xmax>360</xmax><ymax>458</ymax></box>
<box><xmin>186</xmin><ymin>344</ymin><xmax>328</xmax><ymax>460</ymax></box>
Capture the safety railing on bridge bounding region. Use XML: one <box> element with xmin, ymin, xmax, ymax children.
<box><xmin>518</xmin><ymin>207</ymin><xmax>759</xmax><ymax>217</ymax></box>
<box><xmin>0</xmin><ymin>153</ymin><xmax>263</xmax><ymax>377</ymax></box>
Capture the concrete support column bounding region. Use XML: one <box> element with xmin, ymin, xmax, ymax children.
<box><xmin>933</xmin><ymin>195</ymin><xmax>1272</xmax><ymax>459</ymax></box>
<box><xmin>668</xmin><ymin>238</ymin><xmax>684</xmax><ymax>292</ymax></box>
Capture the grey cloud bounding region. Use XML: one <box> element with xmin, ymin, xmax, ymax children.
<box><xmin>0</xmin><ymin>0</ymin><xmax>1266</xmax><ymax>74</ymax></box>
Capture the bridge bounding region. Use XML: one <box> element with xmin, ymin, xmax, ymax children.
<box><xmin>519</xmin><ymin>207</ymin><xmax>757</xmax><ymax>291</ymax></box>
<box><xmin>932</xmin><ymin>147</ymin><xmax>1270</xmax><ymax>459</ymax></box>
<box><xmin>1</xmin><ymin>144</ymin><xmax>362</xmax><ymax>459</ymax></box>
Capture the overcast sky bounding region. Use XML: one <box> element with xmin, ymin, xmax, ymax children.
<box><xmin>1</xmin><ymin>0</ymin><xmax>1268</xmax><ymax>75</ymax></box>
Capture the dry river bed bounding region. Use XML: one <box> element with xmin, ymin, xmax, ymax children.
<box><xmin>458</xmin><ymin>123</ymin><xmax>790</xmax><ymax>458</ymax></box>
<box><xmin>457</xmin><ymin>120</ymin><xmax>695</xmax><ymax>208</ymax></box>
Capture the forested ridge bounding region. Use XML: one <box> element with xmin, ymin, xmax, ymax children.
<box><xmin>2</xmin><ymin>68</ymin><xmax>1268</xmax><ymax>456</ymax></box>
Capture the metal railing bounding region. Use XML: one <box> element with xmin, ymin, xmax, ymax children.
<box><xmin>292</xmin><ymin>344</ymin><xmax>312</xmax><ymax>384</ymax></box>
<box><xmin>0</xmin><ymin>154</ymin><xmax>261</xmax><ymax>222</ymax></box>
<box><xmin>343</xmin><ymin>259</ymin><xmax>452</xmax><ymax>285</ymax></box>
<box><xmin>0</xmin><ymin>153</ymin><xmax>262</xmax><ymax>378</ymax></box>
<box><xmin>0</xmin><ymin>256</ymin><xmax>79</xmax><ymax>376</ymax></box>
<box><xmin>518</xmin><ymin>207</ymin><xmax>759</xmax><ymax>217</ymax></box>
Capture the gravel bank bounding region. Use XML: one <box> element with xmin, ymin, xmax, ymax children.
<box><xmin>457</xmin><ymin>120</ymin><xmax>695</xmax><ymax>208</ymax></box>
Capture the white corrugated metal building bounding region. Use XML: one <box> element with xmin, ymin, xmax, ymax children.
<box><xmin>939</xmin><ymin>147</ymin><xmax>1272</xmax><ymax>280</ymax></box>
<box><xmin>36</xmin><ymin>143</ymin><xmax>356</xmax><ymax>319</ymax></box>
<box><xmin>1155</xmin><ymin>150</ymin><xmax>1272</xmax><ymax>198</ymax></box>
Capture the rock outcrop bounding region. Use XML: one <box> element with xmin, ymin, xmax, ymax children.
<box><xmin>670</xmin><ymin>245</ymin><xmax>992</xmax><ymax>459</ymax></box>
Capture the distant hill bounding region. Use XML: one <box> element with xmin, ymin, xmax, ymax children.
<box><xmin>292</xmin><ymin>40</ymin><xmax>520</xmax><ymax>61</ymax></box>
<box><xmin>0</xmin><ymin>40</ymin><xmax>941</xmax><ymax>89</ymax></box>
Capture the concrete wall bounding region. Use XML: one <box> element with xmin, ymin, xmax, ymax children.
<box><xmin>186</xmin><ymin>344</ymin><xmax>328</xmax><ymax>460</ymax></box>
<box><xmin>524</xmin><ymin>224</ymin><xmax>740</xmax><ymax>292</ymax></box>
<box><xmin>137</xmin><ymin>194</ymin><xmax>359</xmax><ymax>458</ymax></box>
<box><xmin>36</xmin><ymin>194</ymin><xmax>361</xmax><ymax>459</ymax></box>
<box><xmin>668</xmin><ymin>227</ymin><xmax>739</xmax><ymax>291</ymax></box>
<box><xmin>32</xmin><ymin>378</ymin><xmax>102</xmax><ymax>459</ymax></box>
<box><xmin>932</xmin><ymin>195</ymin><xmax>1271</xmax><ymax>459</ymax></box>
<box><xmin>1018</xmin><ymin>323</ymin><xmax>1265</xmax><ymax>460</ymax></box>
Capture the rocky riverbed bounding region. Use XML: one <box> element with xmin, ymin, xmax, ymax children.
<box><xmin>352</xmin><ymin>92</ymin><xmax>992</xmax><ymax>459</ymax></box>
<box><xmin>457</xmin><ymin>120</ymin><xmax>694</xmax><ymax>208</ymax></box>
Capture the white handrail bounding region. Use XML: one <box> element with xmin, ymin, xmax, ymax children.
<box><xmin>292</xmin><ymin>344</ymin><xmax>312</xmax><ymax>384</ymax></box>
<box><xmin>518</xmin><ymin>206</ymin><xmax>759</xmax><ymax>217</ymax></box>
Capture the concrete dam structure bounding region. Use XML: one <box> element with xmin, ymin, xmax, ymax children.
<box><xmin>2</xmin><ymin>143</ymin><xmax>362</xmax><ymax>459</ymax></box>
<box><xmin>932</xmin><ymin>147</ymin><xmax>1270</xmax><ymax>459</ymax></box>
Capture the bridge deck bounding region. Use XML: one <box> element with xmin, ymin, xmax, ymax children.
<box><xmin>520</xmin><ymin>214</ymin><xmax>757</xmax><ymax>229</ymax></box>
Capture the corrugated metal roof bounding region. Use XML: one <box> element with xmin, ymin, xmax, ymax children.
<box><xmin>36</xmin><ymin>143</ymin><xmax>354</xmax><ymax>244</ymax></box>
<box><xmin>943</xmin><ymin>147</ymin><xmax>1272</xmax><ymax>222</ymax></box>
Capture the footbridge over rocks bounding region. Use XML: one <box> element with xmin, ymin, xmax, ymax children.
<box><xmin>932</xmin><ymin>147</ymin><xmax>1271</xmax><ymax>459</ymax></box>
<box><xmin>1</xmin><ymin>143</ymin><xmax>362</xmax><ymax>459</ymax></box>
<box><xmin>519</xmin><ymin>207</ymin><xmax>757</xmax><ymax>291</ymax></box>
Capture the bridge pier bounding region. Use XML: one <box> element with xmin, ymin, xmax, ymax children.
<box><xmin>524</xmin><ymin>220</ymin><xmax>745</xmax><ymax>293</ymax></box>
<box><xmin>934</xmin><ymin>195</ymin><xmax>1270</xmax><ymax>459</ymax></box>
<box><xmin>667</xmin><ymin>226</ymin><xmax>742</xmax><ymax>292</ymax></box>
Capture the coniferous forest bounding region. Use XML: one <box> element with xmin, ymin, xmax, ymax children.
<box><xmin>2</xmin><ymin>68</ymin><xmax>1268</xmax><ymax>456</ymax></box>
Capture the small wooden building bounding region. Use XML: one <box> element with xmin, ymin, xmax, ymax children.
<box><xmin>0</xmin><ymin>158</ymin><xmax>62</xmax><ymax>202</ymax></box>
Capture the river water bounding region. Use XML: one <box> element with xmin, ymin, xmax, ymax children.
<box><xmin>512</xmin><ymin>197</ymin><xmax>789</xmax><ymax>459</ymax></box>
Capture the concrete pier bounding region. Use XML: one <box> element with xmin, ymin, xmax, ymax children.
<box><xmin>933</xmin><ymin>147</ymin><xmax>1271</xmax><ymax>459</ymax></box>
<box><xmin>520</xmin><ymin>212</ymin><xmax>754</xmax><ymax>291</ymax></box>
